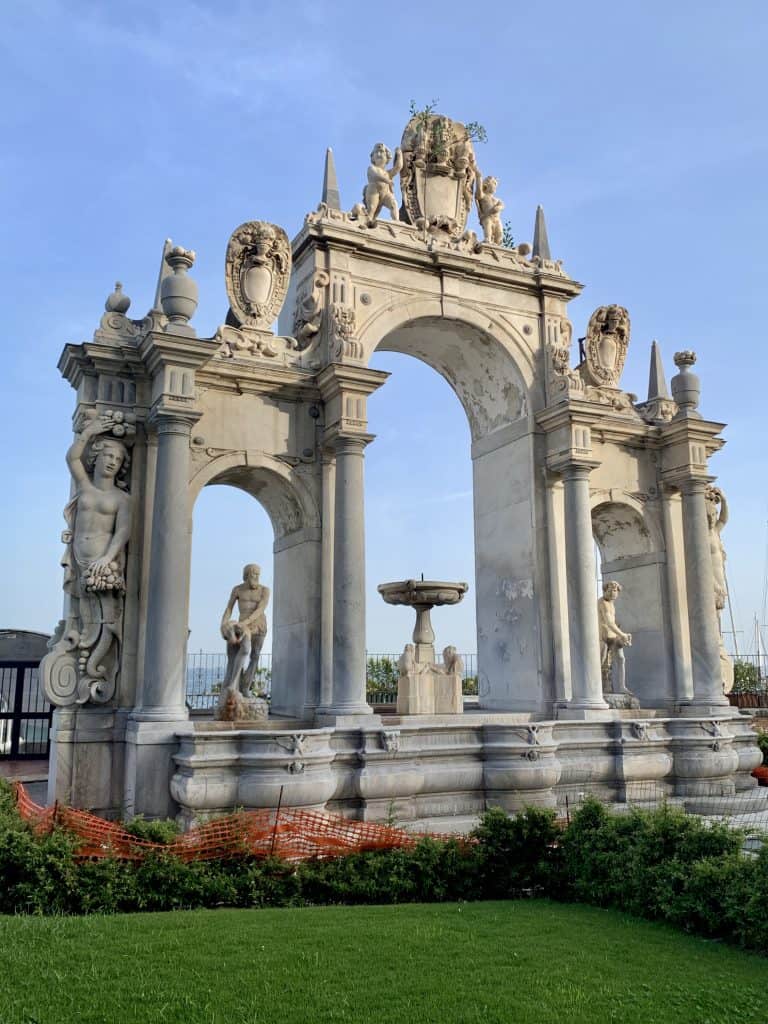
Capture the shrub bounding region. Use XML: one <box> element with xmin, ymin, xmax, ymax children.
<box><xmin>123</xmin><ymin>814</ymin><xmax>181</xmax><ymax>845</ymax></box>
<box><xmin>472</xmin><ymin>805</ymin><xmax>560</xmax><ymax>898</ymax></box>
<box><xmin>756</xmin><ymin>730</ymin><xmax>768</xmax><ymax>765</ymax></box>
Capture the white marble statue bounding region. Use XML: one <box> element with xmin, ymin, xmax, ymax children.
<box><xmin>220</xmin><ymin>563</ymin><xmax>270</xmax><ymax>701</ymax></box>
<box><xmin>355</xmin><ymin>142</ymin><xmax>403</xmax><ymax>223</ymax></box>
<box><xmin>41</xmin><ymin>410</ymin><xmax>134</xmax><ymax>706</ymax></box>
<box><xmin>705</xmin><ymin>486</ymin><xmax>733</xmax><ymax>692</ymax></box>
<box><xmin>475</xmin><ymin>171</ymin><xmax>504</xmax><ymax>244</ymax></box>
<box><xmin>597</xmin><ymin>581</ymin><xmax>637</xmax><ymax>706</ymax></box>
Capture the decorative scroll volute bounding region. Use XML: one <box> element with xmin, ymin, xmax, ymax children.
<box><xmin>399</xmin><ymin>114</ymin><xmax>476</xmax><ymax>237</ymax></box>
<box><xmin>582</xmin><ymin>305</ymin><xmax>630</xmax><ymax>388</ymax></box>
<box><xmin>225</xmin><ymin>221</ymin><xmax>291</xmax><ymax>330</ymax></box>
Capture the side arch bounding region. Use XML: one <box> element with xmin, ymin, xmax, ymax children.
<box><xmin>188</xmin><ymin>451</ymin><xmax>322</xmax><ymax>717</ymax></box>
<box><xmin>189</xmin><ymin>451</ymin><xmax>321</xmax><ymax>545</ymax></box>
<box><xmin>590</xmin><ymin>495</ymin><xmax>674</xmax><ymax>706</ymax></box>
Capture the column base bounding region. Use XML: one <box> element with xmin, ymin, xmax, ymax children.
<box><xmin>555</xmin><ymin>703</ymin><xmax>614</xmax><ymax>721</ymax></box>
<box><xmin>674</xmin><ymin>702</ymin><xmax>740</xmax><ymax>718</ymax></box>
<box><xmin>124</xmin><ymin>713</ymin><xmax>194</xmax><ymax>819</ymax></box>
<box><xmin>315</xmin><ymin>709</ymin><xmax>382</xmax><ymax>728</ymax></box>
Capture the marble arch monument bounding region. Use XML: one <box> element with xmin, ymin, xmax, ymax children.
<box><xmin>41</xmin><ymin>112</ymin><xmax>765</xmax><ymax>826</ymax></box>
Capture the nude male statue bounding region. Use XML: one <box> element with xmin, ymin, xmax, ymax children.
<box><xmin>220</xmin><ymin>563</ymin><xmax>270</xmax><ymax>697</ymax></box>
<box><xmin>705</xmin><ymin>486</ymin><xmax>728</xmax><ymax>612</ymax></box>
<box><xmin>597</xmin><ymin>580</ymin><xmax>632</xmax><ymax>695</ymax></box>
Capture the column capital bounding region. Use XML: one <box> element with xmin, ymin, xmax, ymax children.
<box><xmin>147</xmin><ymin>403</ymin><xmax>202</xmax><ymax>436</ymax></box>
<box><xmin>550</xmin><ymin>457</ymin><xmax>600</xmax><ymax>481</ymax></box>
<box><xmin>661</xmin><ymin>468</ymin><xmax>715</xmax><ymax>495</ymax></box>
<box><xmin>330</xmin><ymin>432</ymin><xmax>375</xmax><ymax>455</ymax></box>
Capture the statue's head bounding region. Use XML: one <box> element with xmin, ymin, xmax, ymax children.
<box><xmin>370</xmin><ymin>142</ymin><xmax>392</xmax><ymax>167</ymax></box>
<box><xmin>603</xmin><ymin>580</ymin><xmax>622</xmax><ymax>599</ymax></box>
<box><xmin>243</xmin><ymin>563</ymin><xmax>261</xmax><ymax>586</ymax></box>
<box><xmin>704</xmin><ymin>487</ymin><xmax>719</xmax><ymax>528</ymax></box>
<box><xmin>483</xmin><ymin>175</ymin><xmax>498</xmax><ymax>194</ymax></box>
<box><xmin>86</xmin><ymin>437</ymin><xmax>129</xmax><ymax>488</ymax></box>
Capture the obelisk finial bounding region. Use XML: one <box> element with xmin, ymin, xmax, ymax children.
<box><xmin>322</xmin><ymin>147</ymin><xmax>341</xmax><ymax>210</ymax></box>
<box><xmin>532</xmin><ymin>205</ymin><xmax>551</xmax><ymax>260</ymax></box>
<box><xmin>647</xmin><ymin>340</ymin><xmax>670</xmax><ymax>400</ymax></box>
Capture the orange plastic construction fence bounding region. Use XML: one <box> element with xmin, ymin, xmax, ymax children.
<box><xmin>13</xmin><ymin>782</ymin><xmax>468</xmax><ymax>863</ymax></box>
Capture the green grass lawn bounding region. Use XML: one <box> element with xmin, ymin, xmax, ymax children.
<box><xmin>1</xmin><ymin>900</ymin><xmax>766</xmax><ymax>1024</ymax></box>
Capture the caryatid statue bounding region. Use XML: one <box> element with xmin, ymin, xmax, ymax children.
<box><xmin>220</xmin><ymin>564</ymin><xmax>270</xmax><ymax>698</ymax></box>
<box><xmin>705</xmin><ymin>486</ymin><xmax>733</xmax><ymax>692</ymax></box>
<box><xmin>41</xmin><ymin>410</ymin><xmax>134</xmax><ymax>706</ymax></box>
<box><xmin>597</xmin><ymin>581</ymin><xmax>637</xmax><ymax>705</ymax></box>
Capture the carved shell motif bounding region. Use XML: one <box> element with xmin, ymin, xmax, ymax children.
<box><xmin>225</xmin><ymin>221</ymin><xmax>292</xmax><ymax>330</ymax></box>
<box><xmin>583</xmin><ymin>305</ymin><xmax>630</xmax><ymax>389</ymax></box>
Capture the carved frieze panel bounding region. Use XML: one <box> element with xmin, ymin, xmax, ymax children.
<box><xmin>225</xmin><ymin>221</ymin><xmax>291</xmax><ymax>330</ymax></box>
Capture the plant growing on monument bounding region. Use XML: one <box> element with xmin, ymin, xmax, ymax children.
<box><xmin>408</xmin><ymin>100</ymin><xmax>488</xmax><ymax>163</ymax></box>
<box><xmin>502</xmin><ymin>221</ymin><xmax>515</xmax><ymax>248</ymax></box>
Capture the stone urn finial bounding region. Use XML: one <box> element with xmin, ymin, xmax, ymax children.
<box><xmin>105</xmin><ymin>281</ymin><xmax>131</xmax><ymax>314</ymax></box>
<box><xmin>671</xmin><ymin>349</ymin><xmax>701</xmax><ymax>419</ymax></box>
<box><xmin>160</xmin><ymin>245</ymin><xmax>198</xmax><ymax>326</ymax></box>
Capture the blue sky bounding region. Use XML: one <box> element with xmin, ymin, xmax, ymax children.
<box><xmin>1</xmin><ymin>1</ymin><xmax>766</xmax><ymax>657</ymax></box>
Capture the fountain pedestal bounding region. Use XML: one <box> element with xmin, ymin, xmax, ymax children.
<box><xmin>378</xmin><ymin>580</ymin><xmax>468</xmax><ymax>716</ymax></box>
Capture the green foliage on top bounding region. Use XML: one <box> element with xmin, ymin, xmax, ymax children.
<box><xmin>756</xmin><ymin>730</ymin><xmax>768</xmax><ymax>764</ymax></box>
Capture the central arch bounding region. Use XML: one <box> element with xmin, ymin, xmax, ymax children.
<box><xmin>363</xmin><ymin>310</ymin><xmax>551</xmax><ymax>712</ymax></box>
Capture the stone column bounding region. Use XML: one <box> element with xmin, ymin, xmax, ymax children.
<box><xmin>140</xmin><ymin>409</ymin><xmax>199</xmax><ymax>716</ymax></box>
<box><xmin>319</xmin><ymin>452</ymin><xmax>335</xmax><ymax>709</ymax></box>
<box><xmin>561</xmin><ymin>463</ymin><xmax>607</xmax><ymax>711</ymax></box>
<box><xmin>678</xmin><ymin>478</ymin><xmax>728</xmax><ymax>707</ymax></box>
<box><xmin>323</xmin><ymin>434</ymin><xmax>372</xmax><ymax>717</ymax></box>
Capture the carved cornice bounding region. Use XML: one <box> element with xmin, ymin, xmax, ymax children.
<box><xmin>138</xmin><ymin>330</ymin><xmax>217</xmax><ymax>378</ymax></box>
<box><xmin>292</xmin><ymin>216</ymin><xmax>583</xmax><ymax>300</ymax></box>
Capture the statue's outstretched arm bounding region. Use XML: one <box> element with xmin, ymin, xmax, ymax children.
<box><xmin>390</xmin><ymin>147</ymin><xmax>404</xmax><ymax>179</ymax></box>
<box><xmin>718</xmin><ymin>491</ymin><xmax>729</xmax><ymax>530</ymax></box>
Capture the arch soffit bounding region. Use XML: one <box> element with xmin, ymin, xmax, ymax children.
<box><xmin>590</xmin><ymin>492</ymin><xmax>664</xmax><ymax>562</ymax></box>
<box><xmin>357</xmin><ymin>298</ymin><xmax>536</xmax><ymax>441</ymax></box>
<box><xmin>358</xmin><ymin>296</ymin><xmax>536</xmax><ymax>390</ymax></box>
<box><xmin>189</xmin><ymin>451</ymin><xmax>320</xmax><ymax>539</ymax></box>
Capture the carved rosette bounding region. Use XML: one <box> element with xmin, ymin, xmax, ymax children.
<box><xmin>225</xmin><ymin>221</ymin><xmax>291</xmax><ymax>330</ymax></box>
<box><xmin>582</xmin><ymin>305</ymin><xmax>630</xmax><ymax>388</ymax></box>
<box><xmin>399</xmin><ymin>114</ymin><xmax>476</xmax><ymax>237</ymax></box>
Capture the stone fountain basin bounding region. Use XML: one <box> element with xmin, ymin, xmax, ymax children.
<box><xmin>378</xmin><ymin>580</ymin><xmax>468</xmax><ymax>607</ymax></box>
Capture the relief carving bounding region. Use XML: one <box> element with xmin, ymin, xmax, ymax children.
<box><xmin>41</xmin><ymin>410</ymin><xmax>135</xmax><ymax>706</ymax></box>
<box><xmin>225</xmin><ymin>221</ymin><xmax>291</xmax><ymax>330</ymax></box>
<box><xmin>582</xmin><ymin>305</ymin><xmax>630</xmax><ymax>389</ymax></box>
<box><xmin>293</xmin><ymin>271</ymin><xmax>330</xmax><ymax>349</ymax></box>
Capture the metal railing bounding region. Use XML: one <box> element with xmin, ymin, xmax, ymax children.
<box><xmin>185</xmin><ymin>651</ymin><xmax>479</xmax><ymax>711</ymax></box>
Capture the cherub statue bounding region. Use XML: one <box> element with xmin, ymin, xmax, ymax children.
<box><xmin>475</xmin><ymin>170</ymin><xmax>504</xmax><ymax>244</ymax></box>
<box><xmin>220</xmin><ymin>563</ymin><xmax>270</xmax><ymax>700</ymax></box>
<box><xmin>597</xmin><ymin>581</ymin><xmax>634</xmax><ymax>698</ymax></box>
<box><xmin>359</xmin><ymin>142</ymin><xmax>403</xmax><ymax>223</ymax></box>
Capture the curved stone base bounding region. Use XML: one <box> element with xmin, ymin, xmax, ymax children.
<box><xmin>169</xmin><ymin>710</ymin><xmax>768</xmax><ymax>828</ymax></box>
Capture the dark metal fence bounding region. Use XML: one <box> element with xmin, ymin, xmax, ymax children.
<box><xmin>0</xmin><ymin>662</ymin><xmax>53</xmax><ymax>760</ymax></box>
<box><xmin>185</xmin><ymin>651</ymin><xmax>479</xmax><ymax>711</ymax></box>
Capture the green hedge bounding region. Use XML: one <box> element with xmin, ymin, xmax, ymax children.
<box><xmin>1</xmin><ymin>780</ymin><xmax>766</xmax><ymax>954</ymax></box>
